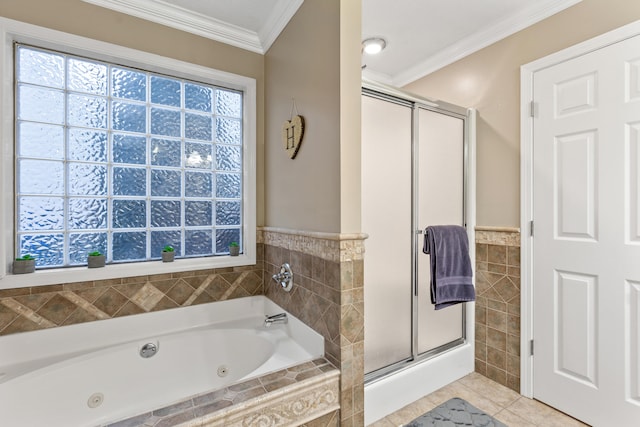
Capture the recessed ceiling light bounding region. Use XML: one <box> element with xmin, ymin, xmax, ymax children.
<box><xmin>362</xmin><ymin>37</ymin><xmax>387</xmax><ymax>55</ymax></box>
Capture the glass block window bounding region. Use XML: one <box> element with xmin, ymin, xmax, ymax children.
<box><xmin>15</xmin><ymin>44</ymin><xmax>243</xmax><ymax>268</ymax></box>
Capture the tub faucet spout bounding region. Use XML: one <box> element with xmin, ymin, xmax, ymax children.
<box><xmin>264</xmin><ymin>313</ymin><xmax>288</xmax><ymax>327</ymax></box>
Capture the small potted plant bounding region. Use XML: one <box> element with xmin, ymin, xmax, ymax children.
<box><xmin>162</xmin><ymin>245</ymin><xmax>175</xmax><ymax>262</ymax></box>
<box><xmin>87</xmin><ymin>251</ymin><xmax>105</xmax><ymax>268</ymax></box>
<box><xmin>13</xmin><ymin>254</ymin><xmax>36</xmax><ymax>274</ymax></box>
<box><xmin>229</xmin><ymin>241</ymin><xmax>240</xmax><ymax>256</ymax></box>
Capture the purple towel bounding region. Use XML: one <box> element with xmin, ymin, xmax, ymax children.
<box><xmin>423</xmin><ymin>225</ymin><xmax>475</xmax><ymax>310</ymax></box>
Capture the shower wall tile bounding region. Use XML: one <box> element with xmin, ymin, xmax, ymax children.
<box><xmin>261</xmin><ymin>227</ymin><xmax>367</xmax><ymax>426</ymax></box>
<box><xmin>475</xmin><ymin>227</ymin><xmax>521</xmax><ymax>392</ymax></box>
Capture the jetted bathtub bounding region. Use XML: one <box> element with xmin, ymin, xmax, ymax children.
<box><xmin>0</xmin><ymin>295</ymin><xmax>324</xmax><ymax>426</ymax></box>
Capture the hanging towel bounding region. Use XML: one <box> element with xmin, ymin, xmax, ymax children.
<box><xmin>423</xmin><ymin>225</ymin><xmax>475</xmax><ymax>310</ymax></box>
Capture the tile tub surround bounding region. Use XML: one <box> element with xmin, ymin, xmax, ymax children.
<box><xmin>105</xmin><ymin>358</ymin><xmax>340</xmax><ymax>427</ymax></box>
<box><xmin>262</xmin><ymin>227</ymin><xmax>366</xmax><ymax>427</ymax></box>
<box><xmin>474</xmin><ymin>227</ymin><xmax>521</xmax><ymax>392</ymax></box>
<box><xmin>0</xmin><ymin>259</ymin><xmax>264</xmax><ymax>336</ymax></box>
<box><xmin>0</xmin><ymin>227</ymin><xmax>364</xmax><ymax>424</ymax></box>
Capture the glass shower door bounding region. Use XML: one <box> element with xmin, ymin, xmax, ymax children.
<box><xmin>362</xmin><ymin>94</ymin><xmax>413</xmax><ymax>373</ymax></box>
<box><xmin>363</xmin><ymin>90</ymin><xmax>468</xmax><ymax>378</ymax></box>
<box><xmin>416</xmin><ymin>107</ymin><xmax>465</xmax><ymax>354</ymax></box>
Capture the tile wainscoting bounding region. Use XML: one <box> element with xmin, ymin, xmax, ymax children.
<box><xmin>262</xmin><ymin>227</ymin><xmax>366</xmax><ymax>427</ymax></box>
<box><xmin>474</xmin><ymin>226</ymin><xmax>521</xmax><ymax>392</ymax></box>
<box><xmin>1</xmin><ymin>226</ymin><xmax>522</xmax><ymax>421</ymax></box>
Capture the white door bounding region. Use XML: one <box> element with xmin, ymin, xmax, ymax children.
<box><xmin>533</xmin><ymin>34</ymin><xmax>640</xmax><ymax>426</ymax></box>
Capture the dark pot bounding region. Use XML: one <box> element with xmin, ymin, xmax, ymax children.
<box><xmin>229</xmin><ymin>246</ymin><xmax>240</xmax><ymax>256</ymax></box>
<box><xmin>87</xmin><ymin>255</ymin><xmax>105</xmax><ymax>268</ymax></box>
<box><xmin>162</xmin><ymin>251</ymin><xmax>175</xmax><ymax>262</ymax></box>
<box><xmin>13</xmin><ymin>259</ymin><xmax>36</xmax><ymax>274</ymax></box>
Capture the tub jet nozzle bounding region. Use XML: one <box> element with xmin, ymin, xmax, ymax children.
<box><xmin>140</xmin><ymin>342</ymin><xmax>158</xmax><ymax>358</ymax></box>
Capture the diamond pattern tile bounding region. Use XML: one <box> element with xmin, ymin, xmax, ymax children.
<box><xmin>92</xmin><ymin>288</ymin><xmax>129</xmax><ymax>317</ymax></box>
<box><xmin>13</xmin><ymin>293</ymin><xmax>53</xmax><ymax>312</ymax></box>
<box><xmin>131</xmin><ymin>283</ymin><xmax>165</xmax><ymax>311</ymax></box>
<box><xmin>0</xmin><ymin>264</ymin><xmax>263</xmax><ymax>336</ymax></box>
<box><xmin>36</xmin><ymin>294</ymin><xmax>79</xmax><ymax>324</ymax></box>
<box><xmin>165</xmin><ymin>280</ymin><xmax>196</xmax><ymax>305</ymax></box>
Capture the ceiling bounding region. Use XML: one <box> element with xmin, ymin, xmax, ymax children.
<box><xmin>83</xmin><ymin>0</ymin><xmax>581</xmax><ymax>87</ymax></box>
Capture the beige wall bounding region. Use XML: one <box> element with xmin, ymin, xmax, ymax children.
<box><xmin>405</xmin><ymin>0</ymin><xmax>640</xmax><ymax>227</ymax></box>
<box><xmin>265</xmin><ymin>0</ymin><xmax>362</xmax><ymax>233</ymax></box>
<box><xmin>340</xmin><ymin>0</ymin><xmax>363</xmax><ymax>233</ymax></box>
<box><xmin>0</xmin><ymin>0</ymin><xmax>266</xmax><ymax>225</ymax></box>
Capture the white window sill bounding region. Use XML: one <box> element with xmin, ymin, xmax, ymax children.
<box><xmin>0</xmin><ymin>252</ymin><xmax>256</xmax><ymax>290</ymax></box>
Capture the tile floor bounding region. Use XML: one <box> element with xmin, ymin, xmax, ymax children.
<box><xmin>367</xmin><ymin>372</ymin><xmax>589</xmax><ymax>427</ymax></box>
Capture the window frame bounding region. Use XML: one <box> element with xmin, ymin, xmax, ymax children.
<box><xmin>0</xmin><ymin>17</ymin><xmax>257</xmax><ymax>289</ymax></box>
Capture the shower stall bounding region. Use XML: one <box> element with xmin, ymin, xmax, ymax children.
<box><xmin>362</xmin><ymin>81</ymin><xmax>476</xmax><ymax>424</ymax></box>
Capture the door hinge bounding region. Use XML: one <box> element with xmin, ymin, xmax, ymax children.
<box><xmin>529</xmin><ymin>220</ymin><xmax>534</xmax><ymax>237</ymax></box>
<box><xmin>530</xmin><ymin>339</ymin><xmax>534</xmax><ymax>356</ymax></box>
<box><xmin>530</xmin><ymin>101</ymin><xmax>537</xmax><ymax>118</ymax></box>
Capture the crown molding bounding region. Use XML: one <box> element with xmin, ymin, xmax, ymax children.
<box><xmin>260</xmin><ymin>0</ymin><xmax>304</xmax><ymax>52</ymax></box>
<box><xmin>361</xmin><ymin>67</ymin><xmax>393</xmax><ymax>86</ymax></box>
<box><xmin>392</xmin><ymin>0</ymin><xmax>583</xmax><ymax>87</ymax></box>
<box><xmin>83</xmin><ymin>0</ymin><xmax>303</xmax><ymax>54</ymax></box>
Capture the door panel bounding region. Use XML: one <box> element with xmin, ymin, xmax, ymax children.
<box><xmin>362</xmin><ymin>95</ymin><xmax>413</xmax><ymax>373</ymax></box>
<box><xmin>554</xmin><ymin>131</ymin><xmax>597</xmax><ymax>240</ymax></box>
<box><xmin>416</xmin><ymin>108</ymin><xmax>464</xmax><ymax>354</ymax></box>
<box><xmin>628</xmin><ymin>280</ymin><xmax>640</xmax><ymax>404</ymax></box>
<box><xmin>628</xmin><ymin>123</ymin><xmax>640</xmax><ymax>243</ymax></box>
<box><xmin>533</xmin><ymin>33</ymin><xmax>640</xmax><ymax>426</ymax></box>
<box><xmin>554</xmin><ymin>270</ymin><xmax>598</xmax><ymax>387</ymax></box>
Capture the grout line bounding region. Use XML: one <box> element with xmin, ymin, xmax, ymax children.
<box><xmin>60</xmin><ymin>291</ymin><xmax>110</xmax><ymax>320</ymax></box>
<box><xmin>1</xmin><ymin>298</ymin><xmax>57</xmax><ymax>328</ymax></box>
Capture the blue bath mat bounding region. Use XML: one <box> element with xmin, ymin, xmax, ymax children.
<box><xmin>404</xmin><ymin>397</ymin><xmax>507</xmax><ymax>427</ymax></box>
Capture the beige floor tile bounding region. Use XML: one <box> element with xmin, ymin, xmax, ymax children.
<box><xmin>386</xmin><ymin>400</ymin><xmax>431</xmax><ymax>426</ymax></box>
<box><xmin>507</xmin><ymin>396</ymin><xmax>563</xmax><ymax>425</ymax></box>
<box><xmin>367</xmin><ymin>417</ymin><xmax>396</xmax><ymax>427</ymax></box>
<box><xmin>458</xmin><ymin>372</ymin><xmax>521</xmax><ymax>408</ymax></box>
<box><xmin>493</xmin><ymin>408</ymin><xmax>537</xmax><ymax>427</ymax></box>
<box><xmin>409</xmin><ymin>395</ymin><xmax>439</xmax><ymax>414</ymax></box>
<box><xmin>425</xmin><ymin>381</ymin><xmax>470</xmax><ymax>406</ymax></box>
<box><xmin>543</xmin><ymin>410</ymin><xmax>590</xmax><ymax>427</ymax></box>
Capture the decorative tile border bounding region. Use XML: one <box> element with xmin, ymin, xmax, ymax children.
<box><xmin>103</xmin><ymin>359</ymin><xmax>339</xmax><ymax>427</ymax></box>
<box><xmin>475</xmin><ymin>226</ymin><xmax>521</xmax><ymax>246</ymax></box>
<box><xmin>260</xmin><ymin>227</ymin><xmax>367</xmax><ymax>263</ymax></box>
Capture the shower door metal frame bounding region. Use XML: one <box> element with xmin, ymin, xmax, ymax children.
<box><xmin>363</xmin><ymin>81</ymin><xmax>472</xmax><ymax>384</ymax></box>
